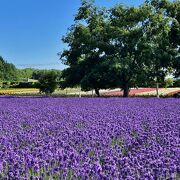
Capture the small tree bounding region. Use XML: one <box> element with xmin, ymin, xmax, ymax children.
<box><xmin>38</xmin><ymin>71</ymin><xmax>58</xmax><ymax>95</ymax></box>
<box><xmin>165</xmin><ymin>78</ymin><xmax>174</xmax><ymax>88</ymax></box>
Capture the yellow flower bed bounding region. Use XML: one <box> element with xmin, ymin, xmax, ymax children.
<box><xmin>0</xmin><ymin>88</ymin><xmax>39</xmax><ymax>95</ymax></box>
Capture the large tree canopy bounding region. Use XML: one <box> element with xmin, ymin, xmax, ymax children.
<box><xmin>60</xmin><ymin>0</ymin><xmax>116</xmax><ymax>96</ymax></box>
<box><xmin>167</xmin><ymin>0</ymin><xmax>180</xmax><ymax>77</ymax></box>
<box><xmin>106</xmin><ymin>3</ymin><xmax>154</xmax><ymax>96</ymax></box>
<box><xmin>60</xmin><ymin>0</ymin><xmax>180</xmax><ymax>97</ymax></box>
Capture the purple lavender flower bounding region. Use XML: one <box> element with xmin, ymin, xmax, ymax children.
<box><xmin>0</xmin><ymin>97</ymin><xmax>179</xmax><ymax>179</ymax></box>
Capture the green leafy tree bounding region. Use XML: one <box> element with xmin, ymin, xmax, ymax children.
<box><xmin>167</xmin><ymin>0</ymin><xmax>180</xmax><ymax>77</ymax></box>
<box><xmin>60</xmin><ymin>0</ymin><xmax>115</xmax><ymax>96</ymax></box>
<box><xmin>38</xmin><ymin>71</ymin><xmax>58</xmax><ymax>95</ymax></box>
<box><xmin>17</xmin><ymin>68</ymin><xmax>61</xmax><ymax>81</ymax></box>
<box><xmin>164</xmin><ymin>78</ymin><xmax>174</xmax><ymax>88</ymax></box>
<box><xmin>32</xmin><ymin>69</ymin><xmax>61</xmax><ymax>80</ymax></box>
<box><xmin>80</xmin><ymin>60</ymin><xmax>118</xmax><ymax>96</ymax></box>
<box><xmin>173</xmin><ymin>78</ymin><xmax>180</xmax><ymax>87</ymax></box>
<box><xmin>17</xmin><ymin>68</ymin><xmax>34</xmax><ymax>80</ymax></box>
<box><xmin>0</xmin><ymin>56</ymin><xmax>18</xmax><ymax>83</ymax></box>
<box><xmin>102</xmin><ymin>2</ymin><xmax>167</xmax><ymax>96</ymax></box>
<box><xmin>141</xmin><ymin>0</ymin><xmax>180</xmax><ymax>97</ymax></box>
<box><xmin>60</xmin><ymin>0</ymin><xmax>179</xmax><ymax>97</ymax></box>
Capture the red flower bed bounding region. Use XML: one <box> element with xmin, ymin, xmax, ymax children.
<box><xmin>104</xmin><ymin>88</ymin><xmax>158</xmax><ymax>96</ymax></box>
<box><xmin>167</xmin><ymin>90</ymin><xmax>180</xmax><ymax>96</ymax></box>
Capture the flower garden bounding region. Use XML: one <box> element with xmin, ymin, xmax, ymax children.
<box><xmin>0</xmin><ymin>97</ymin><xmax>179</xmax><ymax>179</ymax></box>
<box><xmin>0</xmin><ymin>88</ymin><xmax>179</xmax><ymax>97</ymax></box>
<box><xmin>103</xmin><ymin>88</ymin><xmax>180</xmax><ymax>97</ymax></box>
<box><xmin>0</xmin><ymin>89</ymin><xmax>39</xmax><ymax>95</ymax></box>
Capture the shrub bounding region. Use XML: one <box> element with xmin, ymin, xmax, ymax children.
<box><xmin>38</xmin><ymin>71</ymin><xmax>58</xmax><ymax>95</ymax></box>
<box><xmin>12</xmin><ymin>82</ymin><xmax>37</xmax><ymax>88</ymax></box>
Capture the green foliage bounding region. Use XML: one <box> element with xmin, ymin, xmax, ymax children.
<box><xmin>141</xmin><ymin>0</ymin><xmax>179</xmax><ymax>86</ymax></box>
<box><xmin>164</xmin><ymin>78</ymin><xmax>174</xmax><ymax>88</ymax></box>
<box><xmin>17</xmin><ymin>68</ymin><xmax>61</xmax><ymax>81</ymax></box>
<box><xmin>60</xmin><ymin>0</ymin><xmax>117</xmax><ymax>96</ymax></box>
<box><xmin>32</xmin><ymin>69</ymin><xmax>61</xmax><ymax>80</ymax></box>
<box><xmin>0</xmin><ymin>56</ymin><xmax>18</xmax><ymax>82</ymax></box>
<box><xmin>59</xmin><ymin>0</ymin><xmax>179</xmax><ymax>97</ymax></box>
<box><xmin>12</xmin><ymin>82</ymin><xmax>37</xmax><ymax>88</ymax></box>
<box><xmin>173</xmin><ymin>79</ymin><xmax>180</xmax><ymax>87</ymax></box>
<box><xmin>106</xmin><ymin>3</ymin><xmax>157</xmax><ymax>96</ymax></box>
<box><xmin>1</xmin><ymin>82</ymin><xmax>11</xmax><ymax>89</ymax></box>
<box><xmin>17</xmin><ymin>68</ymin><xmax>35</xmax><ymax>80</ymax></box>
<box><xmin>38</xmin><ymin>71</ymin><xmax>59</xmax><ymax>95</ymax></box>
<box><xmin>0</xmin><ymin>56</ymin><xmax>62</xmax><ymax>84</ymax></box>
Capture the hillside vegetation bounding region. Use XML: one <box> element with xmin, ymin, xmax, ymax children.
<box><xmin>0</xmin><ymin>56</ymin><xmax>61</xmax><ymax>82</ymax></box>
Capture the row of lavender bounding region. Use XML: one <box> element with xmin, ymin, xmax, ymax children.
<box><xmin>0</xmin><ymin>97</ymin><xmax>179</xmax><ymax>179</ymax></box>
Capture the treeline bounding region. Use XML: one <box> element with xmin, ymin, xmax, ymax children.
<box><xmin>0</xmin><ymin>56</ymin><xmax>61</xmax><ymax>88</ymax></box>
<box><xmin>0</xmin><ymin>56</ymin><xmax>18</xmax><ymax>81</ymax></box>
<box><xmin>18</xmin><ymin>68</ymin><xmax>61</xmax><ymax>81</ymax></box>
<box><xmin>60</xmin><ymin>0</ymin><xmax>180</xmax><ymax>97</ymax></box>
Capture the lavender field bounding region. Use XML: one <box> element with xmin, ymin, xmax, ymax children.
<box><xmin>0</xmin><ymin>97</ymin><xmax>179</xmax><ymax>179</ymax></box>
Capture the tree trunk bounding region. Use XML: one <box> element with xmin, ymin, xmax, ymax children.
<box><xmin>79</xmin><ymin>89</ymin><xmax>81</xmax><ymax>98</ymax></box>
<box><xmin>123</xmin><ymin>82</ymin><xmax>129</xmax><ymax>97</ymax></box>
<box><xmin>156</xmin><ymin>82</ymin><xmax>159</xmax><ymax>98</ymax></box>
<box><xmin>92</xmin><ymin>90</ymin><xmax>94</xmax><ymax>97</ymax></box>
<box><xmin>95</xmin><ymin>88</ymin><xmax>100</xmax><ymax>97</ymax></box>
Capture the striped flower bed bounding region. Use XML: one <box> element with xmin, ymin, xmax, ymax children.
<box><xmin>167</xmin><ymin>89</ymin><xmax>180</xmax><ymax>96</ymax></box>
<box><xmin>103</xmin><ymin>88</ymin><xmax>160</xmax><ymax>96</ymax></box>
<box><xmin>0</xmin><ymin>88</ymin><xmax>39</xmax><ymax>95</ymax></box>
<box><xmin>137</xmin><ymin>88</ymin><xmax>180</xmax><ymax>96</ymax></box>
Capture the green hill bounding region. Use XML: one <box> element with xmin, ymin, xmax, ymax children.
<box><xmin>0</xmin><ymin>56</ymin><xmax>18</xmax><ymax>82</ymax></box>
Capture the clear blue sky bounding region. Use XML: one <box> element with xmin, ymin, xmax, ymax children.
<box><xmin>0</xmin><ymin>0</ymin><xmax>143</xmax><ymax>70</ymax></box>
